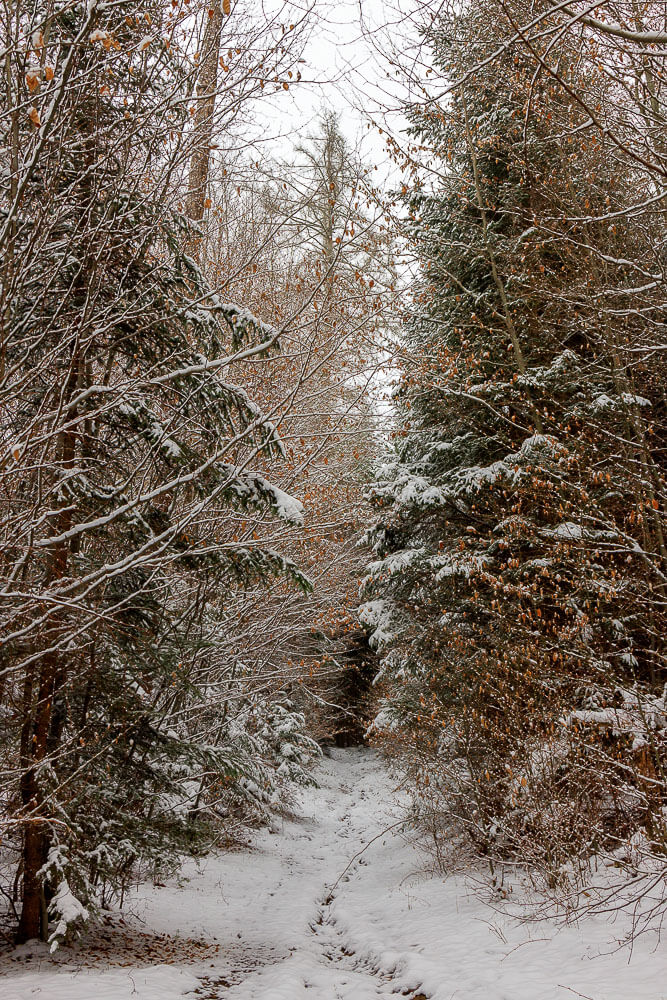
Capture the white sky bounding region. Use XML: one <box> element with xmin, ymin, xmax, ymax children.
<box><xmin>251</xmin><ymin>0</ymin><xmax>419</xmax><ymax>171</ymax></box>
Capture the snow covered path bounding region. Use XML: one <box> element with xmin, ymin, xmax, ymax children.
<box><xmin>2</xmin><ymin>748</ymin><xmax>665</xmax><ymax>1000</ymax></box>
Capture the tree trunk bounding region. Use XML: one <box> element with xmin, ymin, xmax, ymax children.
<box><xmin>186</xmin><ymin>2</ymin><xmax>224</xmax><ymax>225</ymax></box>
<box><xmin>17</xmin><ymin>354</ymin><xmax>80</xmax><ymax>943</ymax></box>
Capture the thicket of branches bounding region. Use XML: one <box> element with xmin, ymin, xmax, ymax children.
<box><xmin>3</xmin><ymin>0</ymin><xmax>664</xmax><ymax>953</ymax></box>
<box><xmin>0</xmin><ymin>0</ymin><xmax>389</xmax><ymax>947</ymax></box>
<box><xmin>361</xmin><ymin>0</ymin><xmax>666</xmax><ymax>926</ymax></box>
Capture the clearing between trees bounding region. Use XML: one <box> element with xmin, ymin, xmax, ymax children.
<box><xmin>1</xmin><ymin>749</ymin><xmax>663</xmax><ymax>1000</ymax></box>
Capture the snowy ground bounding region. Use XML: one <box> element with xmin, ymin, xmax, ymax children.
<box><xmin>2</xmin><ymin>748</ymin><xmax>666</xmax><ymax>1000</ymax></box>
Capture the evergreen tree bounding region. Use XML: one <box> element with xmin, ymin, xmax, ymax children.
<box><xmin>361</xmin><ymin>4</ymin><xmax>666</xmax><ymax>881</ymax></box>
<box><xmin>1</xmin><ymin>0</ymin><xmax>309</xmax><ymax>944</ymax></box>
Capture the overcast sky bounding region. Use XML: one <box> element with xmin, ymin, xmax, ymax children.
<box><xmin>252</xmin><ymin>0</ymin><xmax>421</xmax><ymax>170</ymax></box>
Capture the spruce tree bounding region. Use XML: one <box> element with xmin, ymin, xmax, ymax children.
<box><xmin>361</xmin><ymin>5</ymin><xmax>666</xmax><ymax>879</ymax></box>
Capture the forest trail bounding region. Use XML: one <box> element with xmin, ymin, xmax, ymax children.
<box><xmin>2</xmin><ymin>749</ymin><xmax>665</xmax><ymax>1000</ymax></box>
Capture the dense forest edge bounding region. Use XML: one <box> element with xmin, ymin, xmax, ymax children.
<box><xmin>1</xmin><ymin>0</ymin><xmax>666</xmax><ymax>952</ymax></box>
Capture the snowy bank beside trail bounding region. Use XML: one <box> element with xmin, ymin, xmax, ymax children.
<box><xmin>0</xmin><ymin>961</ymin><xmax>200</xmax><ymax>1000</ymax></box>
<box><xmin>1</xmin><ymin>749</ymin><xmax>665</xmax><ymax>1000</ymax></box>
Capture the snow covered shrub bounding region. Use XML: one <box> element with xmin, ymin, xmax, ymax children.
<box><xmin>196</xmin><ymin>699</ymin><xmax>321</xmax><ymax>826</ymax></box>
<box><xmin>39</xmin><ymin>846</ymin><xmax>90</xmax><ymax>952</ymax></box>
<box><xmin>258</xmin><ymin>703</ymin><xmax>321</xmax><ymax>788</ymax></box>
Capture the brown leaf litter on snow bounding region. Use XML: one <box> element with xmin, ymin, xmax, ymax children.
<box><xmin>0</xmin><ymin>911</ymin><xmax>220</xmax><ymax>972</ymax></box>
